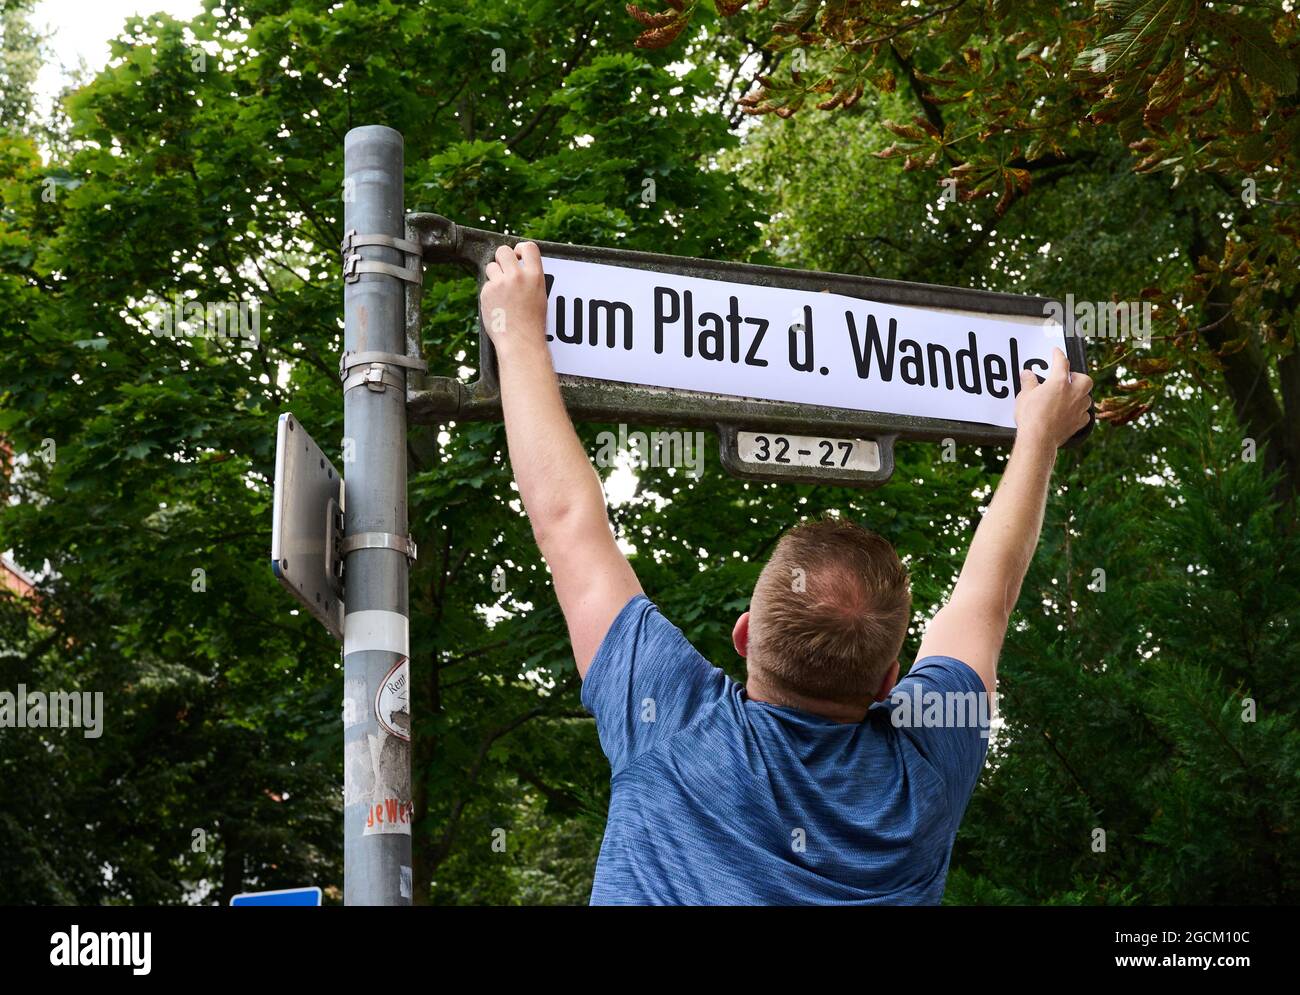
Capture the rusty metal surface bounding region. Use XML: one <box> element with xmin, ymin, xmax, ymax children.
<box><xmin>402</xmin><ymin>212</ymin><xmax>1092</xmax><ymax>486</ymax></box>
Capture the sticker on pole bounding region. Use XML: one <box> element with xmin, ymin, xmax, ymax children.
<box><xmin>375</xmin><ymin>657</ymin><xmax>410</xmax><ymax>741</ymax></box>
<box><xmin>364</xmin><ymin>796</ymin><xmax>414</xmax><ymax>835</ymax></box>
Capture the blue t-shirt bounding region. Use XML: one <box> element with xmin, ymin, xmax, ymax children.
<box><xmin>581</xmin><ymin>594</ymin><xmax>990</xmax><ymax>905</ymax></box>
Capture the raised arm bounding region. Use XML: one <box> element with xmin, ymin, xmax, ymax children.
<box><xmin>479</xmin><ymin>242</ymin><xmax>642</xmax><ymax>676</ymax></box>
<box><xmin>916</xmin><ymin>347</ymin><xmax>1092</xmax><ymax>694</ymax></box>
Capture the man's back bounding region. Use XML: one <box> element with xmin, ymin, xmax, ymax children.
<box><xmin>584</xmin><ymin>595</ymin><xmax>989</xmax><ymax>905</ymax></box>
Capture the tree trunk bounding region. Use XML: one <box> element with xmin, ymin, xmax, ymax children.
<box><xmin>1190</xmin><ymin>215</ymin><xmax>1299</xmax><ymax>511</ymax></box>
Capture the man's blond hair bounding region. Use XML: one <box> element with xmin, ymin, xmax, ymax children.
<box><xmin>748</xmin><ymin>518</ymin><xmax>911</xmax><ymax>704</ymax></box>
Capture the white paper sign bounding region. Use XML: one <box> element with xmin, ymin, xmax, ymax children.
<box><xmin>541</xmin><ymin>257</ymin><xmax>1066</xmax><ymax>429</ymax></box>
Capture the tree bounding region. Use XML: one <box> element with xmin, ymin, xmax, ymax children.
<box><xmin>630</xmin><ymin>0</ymin><xmax>1300</xmax><ymax>507</ymax></box>
<box><xmin>0</xmin><ymin>0</ymin><xmax>43</xmax><ymax>135</ymax></box>
<box><xmin>0</xmin><ymin>0</ymin><xmax>768</xmax><ymax>904</ymax></box>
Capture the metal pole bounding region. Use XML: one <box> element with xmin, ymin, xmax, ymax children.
<box><xmin>342</xmin><ymin>125</ymin><xmax>412</xmax><ymax>906</ymax></box>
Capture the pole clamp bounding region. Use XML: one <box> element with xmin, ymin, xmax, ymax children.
<box><xmin>339</xmin><ymin>531</ymin><xmax>418</xmax><ymax>562</ymax></box>
<box><xmin>340</xmin><ymin>350</ymin><xmax>429</xmax><ymax>395</ymax></box>
<box><xmin>341</xmin><ymin>229</ymin><xmax>423</xmax><ymax>285</ymax></box>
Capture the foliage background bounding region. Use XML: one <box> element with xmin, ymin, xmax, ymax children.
<box><xmin>0</xmin><ymin>0</ymin><xmax>1295</xmax><ymax>904</ymax></box>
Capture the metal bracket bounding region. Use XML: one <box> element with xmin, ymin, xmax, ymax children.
<box><xmin>340</xmin><ymin>350</ymin><xmax>428</xmax><ymax>375</ymax></box>
<box><xmin>343</xmin><ymin>253</ymin><xmax>422</xmax><ymax>285</ymax></box>
<box><xmin>341</xmin><ymin>229</ymin><xmax>422</xmax><ymax>257</ymax></box>
<box><xmin>339</xmin><ymin>531</ymin><xmax>418</xmax><ymax>562</ymax></box>
<box><xmin>343</xmin><ymin>365</ymin><xmax>403</xmax><ymax>394</ymax></box>
<box><xmin>324</xmin><ymin>496</ymin><xmax>344</xmax><ymax>585</ymax></box>
<box><xmin>340</xmin><ymin>350</ymin><xmax>430</xmax><ymax>395</ymax></box>
<box><xmin>341</xmin><ymin>228</ymin><xmax>423</xmax><ymax>285</ymax></box>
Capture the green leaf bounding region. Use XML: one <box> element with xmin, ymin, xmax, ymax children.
<box><xmin>1212</xmin><ymin>12</ymin><xmax>1297</xmax><ymax>94</ymax></box>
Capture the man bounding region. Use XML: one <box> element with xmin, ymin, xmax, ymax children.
<box><xmin>481</xmin><ymin>241</ymin><xmax>1093</xmax><ymax>905</ymax></box>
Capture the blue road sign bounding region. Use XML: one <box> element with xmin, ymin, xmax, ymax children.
<box><xmin>230</xmin><ymin>887</ymin><xmax>322</xmax><ymax>907</ymax></box>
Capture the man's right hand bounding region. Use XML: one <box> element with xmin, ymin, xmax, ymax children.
<box><xmin>916</xmin><ymin>346</ymin><xmax>1093</xmax><ymax>695</ymax></box>
<box><xmin>1015</xmin><ymin>347</ymin><xmax>1093</xmax><ymax>450</ymax></box>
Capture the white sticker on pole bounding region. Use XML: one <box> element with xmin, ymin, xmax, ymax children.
<box><xmin>375</xmin><ymin>657</ymin><xmax>410</xmax><ymax>741</ymax></box>
<box><xmin>344</xmin><ymin>609</ymin><xmax>409</xmax><ymax>657</ymax></box>
<box><xmin>345</xmin><ymin>610</ymin><xmax>412</xmax><ymax>837</ymax></box>
<box><xmin>541</xmin><ymin>256</ymin><xmax>1067</xmax><ymax>429</ymax></box>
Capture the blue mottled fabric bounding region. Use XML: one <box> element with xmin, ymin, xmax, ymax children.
<box><xmin>581</xmin><ymin>594</ymin><xmax>989</xmax><ymax>905</ymax></box>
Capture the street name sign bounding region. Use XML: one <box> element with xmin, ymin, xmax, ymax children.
<box><xmin>405</xmin><ymin>214</ymin><xmax>1090</xmax><ymax>487</ymax></box>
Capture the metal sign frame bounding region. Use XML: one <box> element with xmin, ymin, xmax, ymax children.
<box><xmin>402</xmin><ymin>212</ymin><xmax>1091</xmax><ymax>488</ymax></box>
<box><xmin>271</xmin><ymin>413</ymin><xmax>344</xmax><ymax>640</ymax></box>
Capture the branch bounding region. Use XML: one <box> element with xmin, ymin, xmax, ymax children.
<box><xmin>891</xmin><ymin>43</ymin><xmax>947</xmax><ymax>140</ymax></box>
<box><xmin>511</xmin><ymin>764</ymin><xmax>582</xmax><ymax>814</ymax></box>
<box><xmin>505</xmin><ymin>22</ymin><xmax>596</xmax><ymax>152</ymax></box>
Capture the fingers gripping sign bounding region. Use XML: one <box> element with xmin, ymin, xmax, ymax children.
<box><xmin>481</xmin><ymin>242</ymin><xmax>549</xmax><ymax>354</ymax></box>
<box><xmin>1015</xmin><ymin>347</ymin><xmax>1095</xmax><ymax>450</ymax></box>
